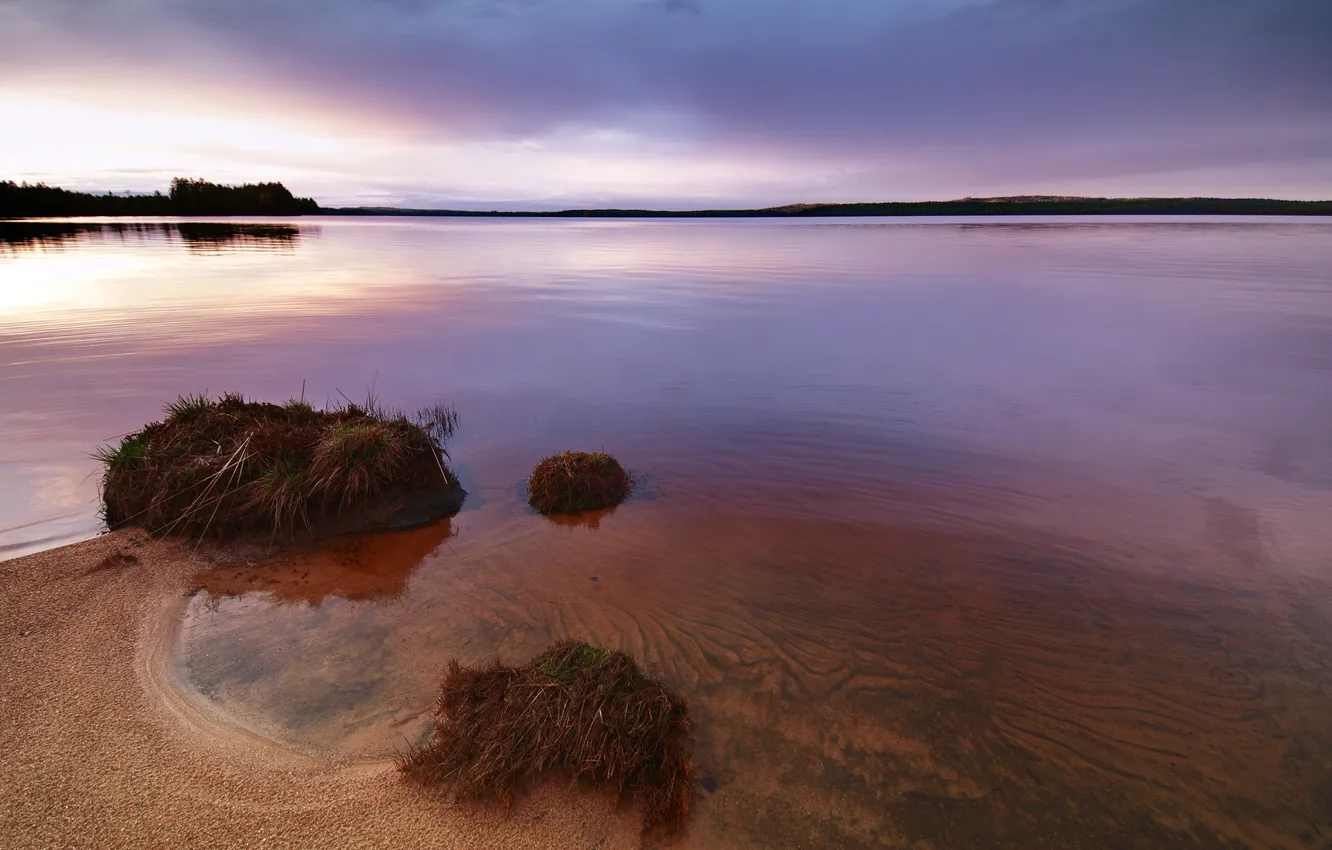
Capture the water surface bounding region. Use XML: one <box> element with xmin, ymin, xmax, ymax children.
<box><xmin>3</xmin><ymin>216</ymin><xmax>1331</xmax><ymax>847</ymax></box>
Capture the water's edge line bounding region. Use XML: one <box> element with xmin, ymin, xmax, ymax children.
<box><xmin>137</xmin><ymin>553</ymin><xmax>394</xmax><ymax>774</ymax></box>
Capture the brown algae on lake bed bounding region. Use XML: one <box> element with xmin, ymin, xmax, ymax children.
<box><xmin>176</xmin><ymin>498</ymin><xmax>1332</xmax><ymax>848</ymax></box>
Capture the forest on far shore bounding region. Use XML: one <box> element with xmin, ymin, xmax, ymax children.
<box><xmin>0</xmin><ymin>178</ymin><xmax>320</xmax><ymax>218</ymax></box>
<box><xmin>5</xmin><ymin>178</ymin><xmax>1329</xmax><ymax>219</ymax></box>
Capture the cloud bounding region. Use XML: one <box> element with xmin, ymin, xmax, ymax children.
<box><xmin>1</xmin><ymin>0</ymin><xmax>1329</xmax><ymax>204</ymax></box>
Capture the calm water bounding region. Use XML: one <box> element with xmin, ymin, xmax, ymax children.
<box><xmin>3</xmin><ymin>216</ymin><xmax>1332</xmax><ymax>847</ymax></box>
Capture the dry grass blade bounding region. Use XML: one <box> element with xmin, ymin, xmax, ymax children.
<box><xmin>398</xmin><ymin>641</ymin><xmax>694</xmax><ymax>837</ymax></box>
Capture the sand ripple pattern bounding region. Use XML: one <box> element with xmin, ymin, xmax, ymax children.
<box><xmin>181</xmin><ymin>506</ymin><xmax>1332</xmax><ymax>849</ymax></box>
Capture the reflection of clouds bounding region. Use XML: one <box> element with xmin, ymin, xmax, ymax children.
<box><xmin>0</xmin><ymin>450</ymin><xmax>104</xmax><ymax>560</ymax></box>
<box><xmin>0</xmin><ymin>250</ymin><xmax>152</xmax><ymax>316</ymax></box>
<box><xmin>0</xmin><ymin>464</ymin><xmax>103</xmax><ymax>560</ymax></box>
<box><xmin>0</xmin><ymin>226</ymin><xmax>411</xmax><ymax>339</ymax></box>
<box><xmin>30</xmin><ymin>462</ymin><xmax>91</xmax><ymax>510</ymax></box>
<box><xmin>0</xmin><ymin>219</ymin><xmax>805</xmax><ymax>343</ymax></box>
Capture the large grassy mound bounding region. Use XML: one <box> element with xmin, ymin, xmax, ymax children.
<box><xmin>98</xmin><ymin>393</ymin><xmax>460</xmax><ymax>539</ymax></box>
<box><xmin>399</xmin><ymin>640</ymin><xmax>694</xmax><ymax>836</ymax></box>
<box><xmin>526</xmin><ymin>451</ymin><xmax>631</xmax><ymax>514</ymax></box>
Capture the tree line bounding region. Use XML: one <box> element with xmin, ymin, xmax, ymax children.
<box><xmin>0</xmin><ymin>178</ymin><xmax>319</xmax><ymax>218</ymax></box>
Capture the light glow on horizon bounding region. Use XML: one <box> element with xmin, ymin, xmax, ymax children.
<box><xmin>0</xmin><ymin>93</ymin><xmax>350</xmax><ymax>192</ymax></box>
<box><xmin>1</xmin><ymin>91</ymin><xmax>858</xmax><ymax>209</ymax></box>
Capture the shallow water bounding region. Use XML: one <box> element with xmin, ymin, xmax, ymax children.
<box><xmin>3</xmin><ymin>216</ymin><xmax>1332</xmax><ymax>846</ymax></box>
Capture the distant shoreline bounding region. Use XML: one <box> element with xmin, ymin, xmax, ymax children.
<box><xmin>4</xmin><ymin>180</ymin><xmax>1332</xmax><ymax>220</ymax></box>
<box><xmin>314</xmin><ymin>197</ymin><xmax>1332</xmax><ymax>218</ymax></box>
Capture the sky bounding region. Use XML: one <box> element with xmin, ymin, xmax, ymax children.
<box><xmin>1</xmin><ymin>0</ymin><xmax>1329</xmax><ymax>209</ymax></box>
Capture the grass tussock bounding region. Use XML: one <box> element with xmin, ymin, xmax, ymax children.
<box><xmin>526</xmin><ymin>451</ymin><xmax>631</xmax><ymax>514</ymax></box>
<box><xmin>398</xmin><ymin>640</ymin><xmax>694</xmax><ymax>836</ymax></box>
<box><xmin>98</xmin><ymin>392</ymin><xmax>458</xmax><ymax>539</ymax></box>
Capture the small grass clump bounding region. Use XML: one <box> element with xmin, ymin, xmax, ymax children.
<box><xmin>398</xmin><ymin>640</ymin><xmax>694</xmax><ymax>836</ymax></box>
<box><xmin>526</xmin><ymin>451</ymin><xmax>631</xmax><ymax>514</ymax></box>
<box><xmin>97</xmin><ymin>392</ymin><xmax>459</xmax><ymax>539</ymax></box>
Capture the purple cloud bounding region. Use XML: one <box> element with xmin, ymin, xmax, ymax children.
<box><xmin>1</xmin><ymin>0</ymin><xmax>1328</xmax><ymax>205</ymax></box>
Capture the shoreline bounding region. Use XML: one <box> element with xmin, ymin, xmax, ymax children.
<box><xmin>6</xmin><ymin>195</ymin><xmax>1332</xmax><ymax>222</ymax></box>
<box><xmin>0</xmin><ymin>530</ymin><xmax>639</xmax><ymax>849</ymax></box>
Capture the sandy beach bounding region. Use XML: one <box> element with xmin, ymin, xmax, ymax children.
<box><xmin>0</xmin><ymin>530</ymin><xmax>639</xmax><ymax>849</ymax></box>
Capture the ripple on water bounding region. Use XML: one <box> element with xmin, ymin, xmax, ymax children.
<box><xmin>177</xmin><ymin>489</ymin><xmax>1332</xmax><ymax>849</ymax></box>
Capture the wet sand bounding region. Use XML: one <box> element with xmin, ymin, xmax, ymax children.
<box><xmin>0</xmin><ymin>530</ymin><xmax>639</xmax><ymax>850</ymax></box>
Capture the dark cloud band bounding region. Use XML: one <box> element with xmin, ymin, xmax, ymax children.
<box><xmin>2</xmin><ymin>0</ymin><xmax>1328</xmax><ymax>203</ymax></box>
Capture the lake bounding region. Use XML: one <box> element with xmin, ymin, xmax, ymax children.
<box><xmin>2</xmin><ymin>216</ymin><xmax>1331</xmax><ymax>847</ymax></box>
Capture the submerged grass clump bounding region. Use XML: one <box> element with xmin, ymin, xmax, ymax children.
<box><xmin>398</xmin><ymin>640</ymin><xmax>694</xmax><ymax>836</ymax></box>
<box><xmin>526</xmin><ymin>451</ymin><xmax>631</xmax><ymax>514</ymax></box>
<box><xmin>97</xmin><ymin>392</ymin><xmax>459</xmax><ymax>539</ymax></box>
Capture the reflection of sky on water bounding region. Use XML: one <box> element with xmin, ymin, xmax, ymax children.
<box><xmin>2</xmin><ymin>216</ymin><xmax>1331</xmax><ymax>560</ymax></box>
